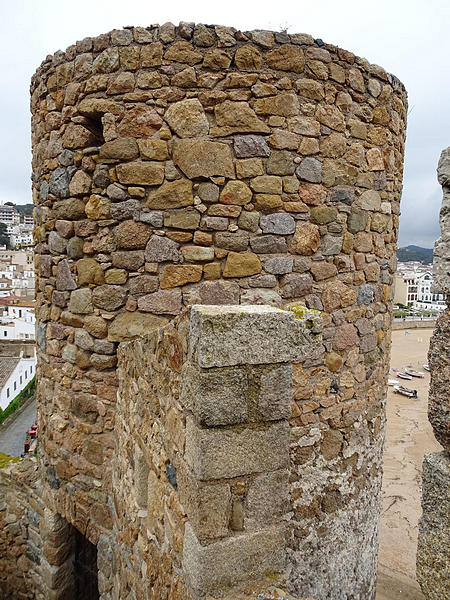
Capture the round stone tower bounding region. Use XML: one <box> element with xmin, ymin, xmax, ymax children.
<box><xmin>31</xmin><ymin>22</ymin><xmax>407</xmax><ymax>599</ymax></box>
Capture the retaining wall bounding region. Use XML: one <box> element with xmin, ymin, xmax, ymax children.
<box><xmin>391</xmin><ymin>319</ymin><xmax>436</xmax><ymax>330</ymax></box>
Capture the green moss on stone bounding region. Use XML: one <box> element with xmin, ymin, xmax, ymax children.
<box><xmin>285</xmin><ymin>304</ymin><xmax>321</xmax><ymax>319</ymax></box>
<box><xmin>0</xmin><ymin>452</ymin><xmax>21</xmax><ymax>469</ymax></box>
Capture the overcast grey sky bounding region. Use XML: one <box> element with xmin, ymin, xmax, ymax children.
<box><xmin>1</xmin><ymin>0</ymin><xmax>449</xmax><ymax>248</ymax></box>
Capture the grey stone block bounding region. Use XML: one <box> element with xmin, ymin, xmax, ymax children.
<box><xmin>260</xmin><ymin>213</ymin><xmax>295</xmax><ymax>235</ymax></box>
<box><xmin>245</xmin><ymin>469</ymin><xmax>290</xmax><ymax>528</ymax></box>
<box><xmin>296</xmin><ymin>157</ymin><xmax>322</xmax><ymax>183</ymax></box>
<box><xmin>255</xmin><ymin>364</ymin><xmax>292</xmax><ymax>421</ymax></box>
<box><xmin>180</xmin><ymin>362</ymin><xmax>292</xmax><ymax>427</ymax></box>
<box><xmin>180</xmin><ymin>362</ymin><xmax>248</xmax><ymax>426</ymax></box>
<box><xmin>417</xmin><ymin>451</ymin><xmax>450</xmax><ymax>600</ymax></box>
<box><xmin>358</xmin><ymin>284</ymin><xmax>374</xmax><ymax>305</ymax></box>
<box><xmin>182</xmin><ymin>523</ymin><xmax>286</xmax><ymax>596</ymax></box>
<box><xmin>49</xmin><ymin>167</ymin><xmax>70</xmax><ymax>199</ymax></box>
<box><xmin>263</xmin><ymin>256</ymin><xmax>293</xmax><ymax>275</ymax></box>
<box><xmin>234</xmin><ymin>135</ymin><xmax>270</xmax><ymax>158</ymax></box>
<box><xmin>189</xmin><ymin>304</ymin><xmax>320</xmax><ymax>368</ymax></box>
<box><xmin>184</xmin><ymin>417</ymin><xmax>289</xmax><ymax>480</ymax></box>
<box><xmin>177</xmin><ymin>462</ymin><xmax>231</xmax><ymax>540</ymax></box>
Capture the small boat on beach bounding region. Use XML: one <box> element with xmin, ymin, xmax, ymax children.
<box><xmin>404</xmin><ymin>367</ymin><xmax>425</xmax><ymax>378</ymax></box>
<box><xmin>423</xmin><ymin>364</ymin><xmax>430</xmax><ymax>372</ymax></box>
<box><xmin>397</xmin><ymin>372</ymin><xmax>413</xmax><ymax>380</ymax></box>
<box><xmin>394</xmin><ymin>385</ymin><xmax>418</xmax><ymax>398</ymax></box>
<box><xmin>388</xmin><ymin>378</ymin><xmax>400</xmax><ymax>386</ymax></box>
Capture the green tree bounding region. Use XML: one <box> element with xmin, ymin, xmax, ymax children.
<box><xmin>0</xmin><ymin>222</ymin><xmax>10</xmax><ymax>248</ymax></box>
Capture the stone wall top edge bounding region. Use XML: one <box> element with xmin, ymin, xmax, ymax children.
<box><xmin>30</xmin><ymin>21</ymin><xmax>407</xmax><ymax>96</ymax></box>
<box><xmin>432</xmin><ymin>146</ymin><xmax>450</xmax><ymax>294</ymax></box>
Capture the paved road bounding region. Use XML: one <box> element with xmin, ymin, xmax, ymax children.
<box><xmin>0</xmin><ymin>399</ymin><xmax>36</xmax><ymax>457</ymax></box>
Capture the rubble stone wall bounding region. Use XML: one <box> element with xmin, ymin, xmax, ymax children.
<box><xmin>101</xmin><ymin>304</ymin><xmax>320</xmax><ymax>599</ymax></box>
<box><xmin>30</xmin><ymin>22</ymin><xmax>407</xmax><ymax>599</ymax></box>
<box><xmin>0</xmin><ymin>458</ymin><xmax>43</xmax><ymax>599</ymax></box>
<box><xmin>417</xmin><ymin>148</ymin><xmax>450</xmax><ymax>600</ymax></box>
<box><xmin>0</xmin><ymin>457</ymin><xmax>78</xmax><ymax>600</ymax></box>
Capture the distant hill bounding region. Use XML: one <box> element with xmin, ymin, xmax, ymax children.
<box><xmin>397</xmin><ymin>245</ymin><xmax>433</xmax><ymax>264</ymax></box>
<box><xmin>15</xmin><ymin>204</ymin><xmax>33</xmax><ymax>216</ymax></box>
<box><xmin>3</xmin><ymin>202</ymin><xmax>33</xmax><ymax>216</ymax></box>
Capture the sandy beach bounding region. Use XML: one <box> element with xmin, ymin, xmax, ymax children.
<box><xmin>376</xmin><ymin>328</ymin><xmax>443</xmax><ymax>599</ymax></box>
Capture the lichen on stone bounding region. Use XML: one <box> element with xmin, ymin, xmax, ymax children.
<box><xmin>0</xmin><ymin>452</ymin><xmax>21</xmax><ymax>469</ymax></box>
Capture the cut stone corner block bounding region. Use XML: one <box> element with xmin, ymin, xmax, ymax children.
<box><xmin>188</xmin><ymin>304</ymin><xmax>322</xmax><ymax>368</ymax></box>
<box><xmin>185</xmin><ymin>416</ymin><xmax>289</xmax><ymax>481</ymax></box>
<box><xmin>180</xmin><ymin>360</ymin><xmax>293</xmax><ymax>427</ymax></box>
<box><xmin>182</xmin><ymin>523</ymin><xmax>286</xmax><ymax>599</ymax></box>
<box><xmin>417</xmin><ymin>450</ymin><xmax>450</xmax><ymax>600</ymax></box>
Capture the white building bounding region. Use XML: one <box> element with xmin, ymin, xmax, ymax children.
<box><xmin>0</xmin><ymin>253</ymin><xmax>35</xmax><ymax>298</ymax></box>
<box><xmin>0</xmin><ymin>300</ymin><xmax>35</xmax><ymax>341</ymax></box>
<box><xmin>0</xmin><ymin>204</ymin><xmax>20</xmax><ymax>226</ymax></box>
<box><xmin>394</xmin><ymin>263</ymin><xmax>446</xmax><ymax>312</ymax></box>
<box><xmin>23</xmin><ymin>214</ymin><xmax>34</xmax><ymax>228</ymax></box>
<box><xmin>0</xmin><ymin>352</ymin><xmax>36</xmax><ymax>411</ymax></box>
<box><xmin>0</xmin><ymin>250</ymin><xmax>33</xmax><ymax>268</ymax></box>
<box><xmin>9</xmin><ymin>232</ymin><xmax>34</xmax><ymax>248</ymax></box>
<box><xmin>414</xmin><ymin>271</ymin><xmax>446</xmax><ymax>311</ymax></box>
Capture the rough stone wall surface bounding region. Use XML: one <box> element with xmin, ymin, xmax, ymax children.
<box><xmin>417</xmin><ymin>148</ymin><xmax>449</xmax><ymax>600</ymax></box>
<box><xmin>426</xmin><ymin>309</ymin><xmax>449</xmax><ymax>448</ymax></box>
<box><xmin>416</xmin><ymin>452</ymin><xmax>450</xmax><ymax>600</ymax></box>
<box><xmin>0</xmin><ymin>458</ymin><xmax>43</xmax><ymax>599</ymax></box>
<box><xmin>30</xmin><ymin>22</ymin><xmax>408</xmax><ymax>600</ymax></box>
<box><xmin>0</xmin><ymin>457</ymin><xmax>59</xmax><ymax>600</ymax></box>
<box><xmin>105</xmin><ymin>305</ymin><xmax>320</xmax><ymax>599</ymax></box>
<box><xmin>0</xmin><ymin>457</ymin><xmax>80</xmax><ymax>600</ymax></box>
<box><xmin>432</xmin><ymin>147</ymin><xmax>450</xmax><ymax>294</ymax></box>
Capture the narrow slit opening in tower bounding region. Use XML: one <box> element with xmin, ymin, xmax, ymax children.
<box><xmin>74</xmin><ymin>529</ymin><xmax>99</xmax><ymax>600</ymax></box>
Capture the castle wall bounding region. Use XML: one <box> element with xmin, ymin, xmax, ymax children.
<box><xmin>0</xmin><ymin>458</ymin><xmax>43</xmax><ymax>599</ymax></box>
<box><xmin>0</xmin><ymin>457</ymin><xmax>74</xmax><ymax>600</ymax></box>
<box><xmin>30</xmin><ymin>22</ymin><xmax>408</xmax><ymax>599</ymax></box>
<box><xmin>102</xmin><ymin>305</ymin><xmax>320</xmax><ymax>599</ymax></box>
<box><xmin>416</xmin><ymin>148</ymin><xmax>450</xmax><ymax>600</ymax></box>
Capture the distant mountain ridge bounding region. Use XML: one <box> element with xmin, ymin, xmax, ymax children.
<box><xmin>397</xmin><ymin>245</ymin><xmax>433</xmax><ymax>264</ymax></box>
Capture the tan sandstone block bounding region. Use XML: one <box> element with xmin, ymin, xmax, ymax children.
<box><xmin>173</xmin><ymin>139</ymin><xmax>235</xmax><ymax>178</ymax></box>
<box><xmin>223</xmin><ymin>251</ymin><xmax>261</xmax><ymax>278</ymax></box>
<box><xmin>219</xmin><ymin>181</ymin><xmax>252</xmax><ymax>205</ymax></box>
<box><xmin>266</xmin><ymin>45</ymin><xmax>305</xmax><ymax>73</ymax></box>
<box><xmin>116</xmin><ymin>162</ymin><xmax>164</xmax><ymax>186</ymax></box>
<box><xmin>254</xmin><ymin>93</ymin><xmax>299</xmax><ymax>117</ymax></box>
<box><xmin>147</xmin><ymin>180</ymin><xmax>193</xmax><ymax>209</ymax></box>
<box><xmin>203</xmin><ymin>263</ymin><xmax>222</xmax><ymax>280</ymax></box>
<box><xmin>290</xmin><ymin>222</ymin><xmax>320</xmax><ymax>255</ymax></box>
<box><xmin>160</xmin><ymin>265</ymin><xmax>203</xmax><ymax>288</ymax></box>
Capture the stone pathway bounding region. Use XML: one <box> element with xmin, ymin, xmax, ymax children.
<box><xmin>0</xmin><ymin>399</ymin><xmax>36</xmax><ymax>457</ymax></box>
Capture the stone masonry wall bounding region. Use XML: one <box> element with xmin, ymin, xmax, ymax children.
<box><xmin>102</xmin><ymin>304</ymin><xmax>320</xmax><ymax>599</ymax></box>
<box><xmin>30</xmin><ymin>22</ymin><xmax>407</xmax><ymax>599</ymax></box>
<box><xmin>416</xmin><ymin>148</ymin><xmax>450</xmax><ymax>600</ymax></box>
<box><xmin>0</xmin><ymin>457</ymin><xmax>43</xmax><ymax>599</ymax></box>
<box><xmin>0</xmin><ymin>456</ymin><xmax>77</xmax><ymax>600</ymax></box>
